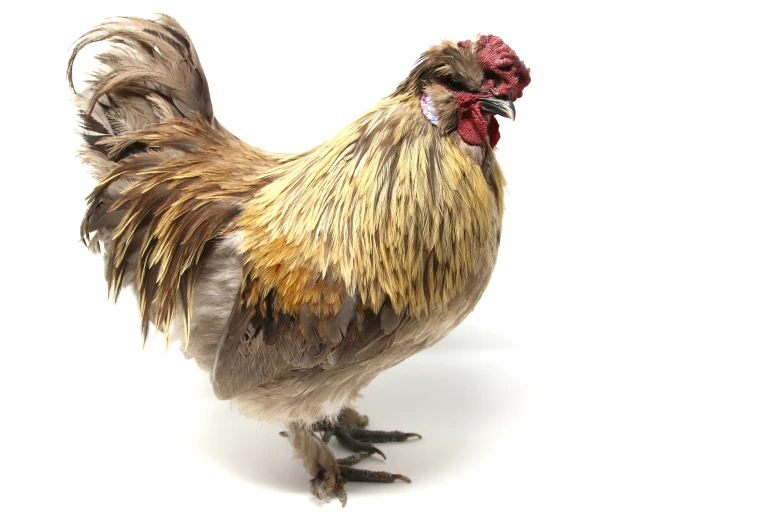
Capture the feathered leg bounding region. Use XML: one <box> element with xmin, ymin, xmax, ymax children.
<box><xmin>286</xmin><ymin>423</ymin><xmax>347</xmax><ymax>506</ymax></box>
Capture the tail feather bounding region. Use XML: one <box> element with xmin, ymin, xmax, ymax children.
<box><xmin>68</xmin><ymin>15</ymin><xmax>214</xmax><ymax>170</ymax></box>
<box><xmin>68</xmin><ymin>15</ymin><xmax>265</xmax><ymax>340</ymax></box>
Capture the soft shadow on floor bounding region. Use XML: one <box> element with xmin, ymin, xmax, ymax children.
<box><xmin>195</xmin><ymin>325</ymin><xmax>522</xmax><ymax>495</ymax></box>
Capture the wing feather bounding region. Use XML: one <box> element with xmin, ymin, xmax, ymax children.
<box><xmin>211</xmin><ymin>282</ymin><xmax>402</xmax><ymax>400</ymax></box>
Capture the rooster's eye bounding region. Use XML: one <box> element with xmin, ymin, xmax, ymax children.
<box><xmin>444</xmin><ymin>77</ymin><xmax>464</xmax><ymax>91</ymax></box>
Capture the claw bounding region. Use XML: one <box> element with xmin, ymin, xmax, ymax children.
<box><xmin>334</xmin><ymin>484</ymin><xmax>348</xmax><ymax>507</ymax></box>
<box><xmin>392</xmin><ymin>474</ymin><xmax>412</xmax><ymax>483</ymax></box>
<box><xmin>368</xmin><ymin>446</ymin><xmax>386</xmax><ymax>460</ymax></box>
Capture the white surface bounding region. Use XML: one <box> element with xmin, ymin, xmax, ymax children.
<box><xmin>1</xmin><ymin>1</ymin><xmax>782</xmax><ymax>520</ymax></box>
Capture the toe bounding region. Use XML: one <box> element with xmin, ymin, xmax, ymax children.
<box><xmin>339</xmin><ymin>466</ymin><xmax>414</xmax><ymax>484</ymax></box>
<box><xmin>337</xmin><ymin>453</ymin><xmax>372</xmax><ymax>466</ymax></box>
<box><xmin>335</xmin><ymin>431</ymin><xmax>387</xmax><ymax>460</ymax></box>
<box><xmin>349</xmin><ymin>429</ymin><xmax>422</xmax><ymax>443</ymax></box>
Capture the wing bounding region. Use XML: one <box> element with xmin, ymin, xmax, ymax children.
<box><xmin>210</xmin><ymin>276</ymin><xmax>403</xmax><ymax>400</ymax></box>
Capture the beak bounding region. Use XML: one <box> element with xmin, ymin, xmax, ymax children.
<box><xmin>479</xmin><ymin>97</ymin><xmax>516</xmax><ymax>121</ymax></box>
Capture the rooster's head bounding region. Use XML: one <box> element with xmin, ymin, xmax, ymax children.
<box><xmin>396</xmin><ymin>35</ymin><xmax>530</xmax><ymax>148</ymax></box>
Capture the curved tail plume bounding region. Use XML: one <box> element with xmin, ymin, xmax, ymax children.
<box><xmin>68</xmin><ymin>15</ymin><xmax>215</xmax><ymax>172</ymax></box>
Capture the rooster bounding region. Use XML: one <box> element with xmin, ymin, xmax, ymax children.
<box><xmin>68</xmin><ymin>15</ymin><xmax>530</xmax><ymax>505</ymax></box>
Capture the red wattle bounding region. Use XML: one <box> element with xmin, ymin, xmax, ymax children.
<box><xmin>457</xmin><ymin>103</ymin><xmax>488</xmax><ymax>146</ymax></box>
<box><xmin>455</xmin><ymin>93</ymin><xmax>501</xmax><ymax>148</ymax></box>
<box><xmin>488</xmin><ymin>116</ymin><xmax>500</xmax><ymax>148</ymax></box>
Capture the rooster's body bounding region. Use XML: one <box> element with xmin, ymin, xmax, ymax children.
<box><xmin>69</xmin><ymin>15</ymin><xmax>529</xmax><ymax>505</ymax></box>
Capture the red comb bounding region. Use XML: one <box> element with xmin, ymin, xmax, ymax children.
<box><xmin>460</xmin><ymin>35</ymin><xmax>531</xmax><ymax>100</ymax></box>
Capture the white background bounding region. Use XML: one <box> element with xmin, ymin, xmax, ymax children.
<box><xmin>1</xmin><ymin>0</ymin><xmax>781</xmax><ymax>520</ymax></box>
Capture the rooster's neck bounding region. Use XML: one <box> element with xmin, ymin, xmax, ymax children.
<box><xmin>237</xmin><ymin>95</ymin><xmax>505</xmax><ymax>318</ymax></box>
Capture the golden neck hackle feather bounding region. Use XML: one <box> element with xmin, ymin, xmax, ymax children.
<box><xmin>238</xmin><ymin>94</ymin><xmax>506</xmax><ymax>323</ymax></box>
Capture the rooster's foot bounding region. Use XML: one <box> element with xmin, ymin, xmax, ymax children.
<box><xmin>289</xmin><ymin>408</ymin><xmax>419</xmax><ymax>506</ymax></box>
